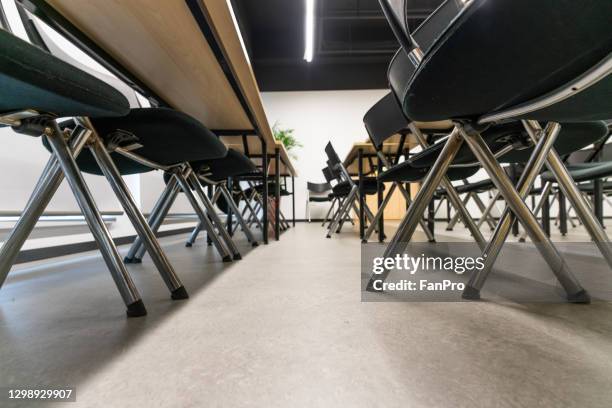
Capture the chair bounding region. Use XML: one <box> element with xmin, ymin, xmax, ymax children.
<box><xmin>323</xmin><ymin>142</ymin><xmax>382</xmax><ymax>238</ymax></box>
<box><xmin>305</xmin><ymin>181</ymin><xmax>332</xmax><ymax>222</ymax></box>
<box><xmin>124</xmin><ymin>148</ymin><xmax>257</xmax><ymax>265</ymax></box>
<box><xmin>0</xmin><ymin>29</ymin><xmax>198</xmax><ymax>317</ymax></box>
<box><xmin>185</xmin><ymin>149</ymin><xmax>259</xmax><ymax>249</ymax></box>
<box><xmin>368</xmin><ymin>0</ymin><xmax>612</xmax><ymax>302</ymax></box>
<box><xmin>362</xmin><ymin>91</ymin><xmax>482</xmax><ymax>244</ymax></box>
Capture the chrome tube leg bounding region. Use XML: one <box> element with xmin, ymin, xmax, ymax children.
<box><xmin>477</xmin><ymin>191</ymin><xmax>501</xmax><ymax>229</ymax></box>
<box><xmin>186</xmin><ymin>222</ymin><xmax>203</xmax><ymax>247</ymax></box>
<box><xmin>133</xmin><ymin>182</ymin><xmax>180</xmax><ymax>260</ymax></box>
<box><xmin>460</xmin><ymin>125</ymin><xmax>588</xmax><ymax>302</ymax></box>
<box><xmin>0</xmin><ymin>126</ymin><xmax>91</xmax><ymax>289</ymax></box>
<box><xmin>174</xmin><ymin>169</ymin><xmax>233</xmax><ymax>262</ymax></box>
<box><xmin>322</xmin><ymin>198</ymin><xmax>337</xmax><ymax>227</ymax></box>
<box><xmin>125</xmin><ymin>178</ymin><xmax>177</xmax><ymax>262</ymax></box>
<box><xmin>471</xmin><ymin>193</ymin><xmax>497</xmax><ymax>230</ymax></box>
<box><xmin>326</xmin><ymin>195</ymin><xmax>346</xmax><ymax>232</ymax></box>
<box><xmin>89</xmin><ymin>137</ymin><xmax>188</xmax><ymax>300</ymax></box>
<box><xmin>238</xmin><ymin>186</ymin><xmax>263</xmax><ymax>230</ymax></box>
<box><xmin>395</xmin><ymin>182</ymin><xmax>436</xmax><ymax>242</ymax></box>
<box><xmin>367</xmin><ymin>128</ymin><xmax>464</xmax><ymax>289</ymax></box>
<box><xmin>446</xmin><ymin>195</ymin><xmax>469</xmax><ymax>230</ymax></box>
<box><xmin>186</xmin><ymin>170</ymin><xmax>242</xmax><ymax>260</ymax></box>
<box><xmin>363</xmin><ymin>183</ymin><xmax>397</xmax><ymax>242</ymax></box>
<box><xmin>327</xmin><ymin>187</ymin><xmax>357</xmax><ymax>238</ymax></box>
<box><xmin>410</xmin><ymin>124</ymin><xmax>486</xmax><ymax>249</ymax></box>
<box><xmin>443</xmin><ymin>186</ymin><xmax>487</xmax><ymax>250</ymax></box>
<box><xmin>524</xmin><ymin>121</ymin><xmax>612</xmax><ymax>268</ymax></box>
<box><xmin>220</xmin><ymin>184</ymin><xmax>258</xmax><ymax>246</ymax></box>
<box><xmin>518</xmin><ymin>183</ymin><xmax>554</xmax><ymax>242</ymax></box>
<box><xmin>44</xmin><ymin>123</ymin><xmax>146</xmax><ymax>316</ymax></box>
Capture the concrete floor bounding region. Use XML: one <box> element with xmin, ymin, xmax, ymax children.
<box><xmin>1</xmin><ymin>223</ymin><xmax>612</xmax><ymax>407</ymax></box>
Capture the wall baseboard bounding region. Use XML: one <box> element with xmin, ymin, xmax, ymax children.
<box><xmin>14</xmin><ymin>227</ymin><xmax>194</xmax><ymax>265</ymax></box>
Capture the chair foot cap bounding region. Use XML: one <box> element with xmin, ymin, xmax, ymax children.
<box><xmin>252</xmin><ymin>242</ymin><xmax>259</xmax><ymax>247</ymax></box>
<box><xmin>171</xmin><ymin>286</ymin><xmax>189</xmax><ymax>300</ymax></box>
<box><xmin>568</xmin><ymin>289</ymin><xmax>590</xmax><ymax>304</ymax></box>
<box><xmin>462</xmin><ymin>286</ymin><xmax>481</xmax><ymax>300</ymax></box>
<box><xmin>222</xmin><ymin>255</ymin><xmax>233</xmax><ymax>263</ymax></box>
<box><xmin>185</xmin><ymin>242</ymin><xmax>193</xmax><ymax>247</ymax></box>
<box><xmin>126</xmin><ymin>300</ymin><xmax>147</xmax><ymax>317</ymax></box>
<box><xmin>233</xmin><ymin>253</ymin><xmax>242</xmax><ymax>261</ymax></box>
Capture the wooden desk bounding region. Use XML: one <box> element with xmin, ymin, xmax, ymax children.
<box><xmin>30</xmin><ymin>0</ymin><xmax>296</xmax><ymax>241</ymax></box>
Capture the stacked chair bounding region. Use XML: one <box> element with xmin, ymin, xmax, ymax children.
<box><xmin>323</xmin><ymin>142</ymin><xmax>381</xmax><ymax>238</ymax></box>
<box><xmin>366</xmin><ymin>0</ymin><xmax>612</xmax><ymax>303</ymax></box>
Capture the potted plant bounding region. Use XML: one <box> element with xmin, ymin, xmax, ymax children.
<box><xmin>272</xmin><ymin>122</ymin><xmax>302</xmax><ymax>160</ymax></box>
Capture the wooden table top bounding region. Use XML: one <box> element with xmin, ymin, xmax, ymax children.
<box><xmin>43</xmin><ymin>0</ymin><xmax>295</xmax><ymax>174</ymax></box>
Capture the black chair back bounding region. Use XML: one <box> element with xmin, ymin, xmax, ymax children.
<box><xmin>322</xmin><ymin>167</ymin><xmax>334</xmax><ymax>183</ymax></box>
<box><xmin>363</xmin><ymin>92</ymin><xmax>409</xmax><ymax>149</ymax></box>
<box><xmin>324</xmin><ymin>142</ymin><xmax>343</xmax><ymax>167</ymax></box>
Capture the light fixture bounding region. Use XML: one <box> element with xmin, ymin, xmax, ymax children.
<box><xmin>304</xmin><ymin>0</ymin><xmax>315</xmax><ymax>62</ymax></box>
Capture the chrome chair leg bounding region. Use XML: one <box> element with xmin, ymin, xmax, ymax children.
<box><xmin>322</xmin><ymin>198</ymin><xmax>337</xmax><ymax>227</ymax></box>
<box><xmin>185</xmin><ymin>222</ymin><xmax>203</xmax><ymax>247</ymax></box>
<box><xmin>460</xmin><ymin>124</ymin><xmax>588</xmax><ymax>303</ymax></box>
<box><xmin>237</xmin><ymin>185</ymin><xmax>263</xmax><ymax>230</ymax></box>
<box><xmin>45</xmin><ymin>122</ymin><xmax>146</xmax><ymax>316</ymax></box>
<box><xmin>186</xmin><ymin>169</ymin><xmax>242</xmax><ymax>260</ymax></box>
<box><xmin>477</xmin><ymin>191</ymin><xmax>501</xmax><ymax>229</ymax></box>
<box><xmin>445</xmin><ymin>193</ymin><xmax>470</xmax><ymax>230</ymax></box>
<box><xmin>125</xmin><ymin>177</ymin><xmax>178</xmax><ymax>262</ymax></box>
<box><xmin>366</xmin><ymin>128</ymin><xmax>464</xmax><ymax>290</ymax></box>
<box><xmin>518</xmin><ymin>182</ymin><xmax>554</xmax><ymax>242</ymax></box>
<box><xmin>173</xmin><ymin>168</ymin><xmax>233</xmax><ymax>262</ymax></box>
<box><xmin>134</xmin><ymin>183</ymin><xmax>179</xmax><ymax>260</ymax></box>
<box><xmin>471</xmin><ymin>192</ymin><xmax>497</xmax><ymax>230</ymax></box>
<box><xmin>89</xmin><ymin>135</ymin><xmax>187</xmax><ymax>300</ymax></box>
<box><xmin>327</xmin><ymin>187</ymin><xmax>358</xmax><ymax>238</ymax></box>
<box><xmin>0</xmin><ymin>126</ymin><xmax>91</xmax><ymax>289</ymax></box>
<box><xmin>410</xmin><ymin>124</ymin><xmax>486</xmax><ymax>249</ymax></box>
<box><xmin>523</xmin><ymin>120</ymin><xmax>612</xmax><ymax>268</ymax></box>
<box><xmin>220</xmin><ymin>184</ymin><xmax>258</xmax><ymax>246</ymax></box>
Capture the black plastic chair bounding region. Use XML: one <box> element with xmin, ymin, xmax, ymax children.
<box><xmin>306</xmin><ymin>181</ymin><xmax>332</xmax><ymax>222</ymax></box>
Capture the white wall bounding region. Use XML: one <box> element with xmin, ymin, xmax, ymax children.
<box><xmin>261</xmin><ymin>89</ymin><xmax>389</xmax><ymax>219</ymax></box>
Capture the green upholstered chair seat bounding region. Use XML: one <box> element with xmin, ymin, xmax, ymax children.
<box><xmin>378</xmin><ymin>162</ymin><xmax>479</xmax><ymax>183</ymax></box>
<box><xmin>46</xmin><ymin>108</ymin><xmax>228</xmax><ymax>175</ymax></box>
<box><xmin>409</xmin><ymin>122</ymin><xmax>608</xmax><ymax>168</ymax></box>
<box><xmin>389</xmin><ymin>0</ymin><xmax>612</xmax><ymax>122</ymax></box>
<box><xmin>541</xmin><ymin>161</ymin><xmax>612</xmax><ymax>183</ymax></box>
<box><xmin>0</xmin><ymin>29</ymin><xmax>129</xmax><ymax>119</ymax></box>
<box><xmin>191</xmin><ymin>149</ymin><xmax>256</xmax><ymax>182</ymax></box>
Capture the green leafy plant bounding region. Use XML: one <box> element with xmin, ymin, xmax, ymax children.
<box><xmin>272</xmin><ymin>122</ymin><xmax>302</xmax><ymax>160</ymax></box>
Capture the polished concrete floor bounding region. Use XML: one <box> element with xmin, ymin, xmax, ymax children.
<box><xmin>1</xmin><ymin>223</ymin><xmax>612</xmax><ymax>407</ymax></box>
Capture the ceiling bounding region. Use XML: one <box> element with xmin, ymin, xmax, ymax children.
<box><xmin>231</xmin><ymin>0</ymin><xmax>444</xmax><ymax>92</ymax></box>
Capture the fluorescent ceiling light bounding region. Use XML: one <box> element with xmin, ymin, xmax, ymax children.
<box><xmin>304</xmin><ymin>0</ymin><xmax>315</xmax><ymax>62</ymax></box>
